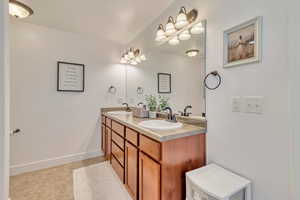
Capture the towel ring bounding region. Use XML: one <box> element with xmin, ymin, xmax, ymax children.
<box><xmin>204</xmin><ymin>70</ymin><xmax>222</xmax><ymax>90</ymax></box>
<box><xmin>108</xmin><ymin>86</ymin><xmax>117</xmax><ymax>94</ymax></box>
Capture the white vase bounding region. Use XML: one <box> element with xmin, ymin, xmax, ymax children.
<box><xmin>149</xmin><ymin>111</ymin><xmax>157</xmax><ymax>119</ymax></box>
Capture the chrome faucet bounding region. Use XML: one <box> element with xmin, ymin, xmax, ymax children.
<box><xmin>122</xmin><ymin>103</ymin><xmax>130</xmax><ymax>112</ymax></box>
<box><xmin>181</xmin><ymin>105</ymin><xmax>192</xmax><ymax>117</ymax></box>
<box><xmin>164</xmin><ymin>107</ymin><xmax>177</xmax><ymax>123</ymax></box>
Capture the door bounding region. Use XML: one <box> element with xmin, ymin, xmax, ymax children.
<box><xmin>125</xmin><ymin>141</ymin><xmax>138</xmax><ymax>200</ymax></box>
<box><xmin>139</xmin><ymin>152</ymin><xmax>161</xmax><ymax>200</ymax></box>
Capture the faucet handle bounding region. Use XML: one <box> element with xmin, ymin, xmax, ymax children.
<box><xmin>172</xmin><ymin>114</ymin><xmax>178</xmax><ymax>122</ymax></box>
<box><xmin>186</xmin><ymin>112</ymin><xmax>192</xmax><ymax>117</ymax></box>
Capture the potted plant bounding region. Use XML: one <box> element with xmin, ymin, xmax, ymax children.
<box><xmin>145</xmin><ymin>95</ymin><xmax>157</xmax><ymax>118</ymax></box>
<box><xmin>158</xmin><ymin>95</ymin><xmax>170</xmax><ymax>111</ymax></box>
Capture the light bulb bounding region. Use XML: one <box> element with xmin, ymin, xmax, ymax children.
<box><xmin>156</xmin><ymin>24</ymin><xmax>165</xmax><ymax>36</ymax></box>
<box><xmin>179</xmin><ymin>30</ymin><xmax>191</xmax><ymax>41</ymax></box>
<box><xmin>124</xmin><ymin>54</ymin><xmax>129</xmax><ymax>60</ymax></box>
<box><xmin>128</xmin><ymin>51</ymin><xmax>134</xmax><ymax>58</ymax></box>
<box><xmin>190</xmin><ymin>25</ymin><xmax>204</xmax><ymax>34</ymax></box>
<box><xmin>175</xmin><ymin>7</ymin><xmax>188</xmax><ymax>29</ymax></box>
<box><xmin>155</xmin><ymin>35</ymin><xmax>167</xmax><ymax>42</ymax></box>
<box><xmin>165</xmin><ymin>16</ymin><xmax>176</xmax><ymax>36</ymax></box>
<box><xmin>136</xmin><ymin>57</ymin><xmax>141</xmax><ymax>63</ymax></box>
<box><xmin>168</xmin><ymin>36</ymin><xmax>180</xmax><ymax>46</ymax></box>
<box><xmin>191</xmin><ymin>22</ymin><xmax>204</xmax><ymax>34</ymax></box>
<box><xmin>140</xmin><ymin>54</ymin><xmax>146</xmax><ymax>61</ymax></box>
<box><xmin>130</xmin><ymin>60</ymin><xmax>138</xmax><ymax>65</ymax></box>
<box><xmin>195</xmin><ymin>22</ymin><xmax>203</xmax><ymax>27</ymax></box>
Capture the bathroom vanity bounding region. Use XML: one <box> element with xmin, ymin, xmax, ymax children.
<box><xmin>101</xmin><ymin>109</ymin><xmax>206</xmax><ymax>200</ymax></box>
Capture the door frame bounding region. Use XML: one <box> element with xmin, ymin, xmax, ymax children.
<box><xmin>0</xmin><ymin>0</ymin><xmax>10</xmax><ymax>199</ymax></box>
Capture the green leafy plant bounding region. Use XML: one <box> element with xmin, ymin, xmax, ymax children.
<box><xmin>158</xmin><ymin>95</ymin><xmax>170</xmax><ymax>111</ymax></box>
<box><xmin>145</xmin><ymin>95</ymin><xmax>157</xmax><ymax>112</ymax></box>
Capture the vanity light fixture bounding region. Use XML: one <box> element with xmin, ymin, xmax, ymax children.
<box><xmin>186</xmin><ymin>49</ymin><xmax>200</xmax><ymax>57</ymax></box>
<box><xmin>154</xmin><ymin>6</ymin><xmax>203</xmax><ymax>46</ymax></box>
<box><xmin>120</xmin><ymin>48</ymin><xmax>146</xmax><ymax>65</ymax></box>
<box><xmin>9</xmin><ymin>0</ymin><xmax>34</xmax><ymax>18</ymax></box>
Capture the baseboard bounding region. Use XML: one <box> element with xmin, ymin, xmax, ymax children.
<box><xmin>10</xmin><ymin>150</ymin><xmax>104</xmax><ymax>176</ymax></box>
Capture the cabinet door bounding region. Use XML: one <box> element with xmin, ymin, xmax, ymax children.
<box><xmin>125</xmin><ymin>142</ymin><xmax>138</xmax><ymax>200</ymax></box>
<box><xmin>101</xmin><ymin>125</ymin><xmax>106</xmax><ymax>153</ymax></box>
<box><xmin>106</xmin><ymin>127</ymin><xmax>111</xmax><ymax>160</ymax></box>
<box><xmin>139</xmin><ymin>152</ymin><xmax>161</xmax><ymax>200</ymax></box>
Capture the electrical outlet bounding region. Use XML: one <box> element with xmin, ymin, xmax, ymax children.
<box><xmin>232</xmin><ymin>96</ymin><xmax>242</xmax><ymax>112</ymax></box>
<box><xmin>244</xmin><ymin>96</ymin><xmax>264</xmax><ymax>114</ymax></box>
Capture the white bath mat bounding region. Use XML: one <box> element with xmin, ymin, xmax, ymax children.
<box><xmin>73</xmin><ymin>161</ymin><xmax>132</xmax><ymax>200</ymax></box>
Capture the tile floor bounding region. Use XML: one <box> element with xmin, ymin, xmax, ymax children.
<box><xmin>10</xmin><ymin>156</ymin><xmax>106</xmax><ymax>200</ymax></box>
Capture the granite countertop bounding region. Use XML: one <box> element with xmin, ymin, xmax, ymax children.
<box><xmin>103</xmin><ymin>112</ymin><xmax>206</xmax><ymax>142</ymax></box>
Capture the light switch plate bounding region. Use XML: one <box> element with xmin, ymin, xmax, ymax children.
<box><xmin>232</xmin><ymin>96</ymin><xmax>242</xmax><ymax>112</ymax></box>
<box><xmin>244</xmin><ymin>96</ymin><xmax>264</xmax><ymax>114</ymax></box>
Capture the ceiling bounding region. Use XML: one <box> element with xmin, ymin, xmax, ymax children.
<box><xmin>19</xmin><ymin>0</ymin><xmax>176</xmax><ymax>44</ymax></box>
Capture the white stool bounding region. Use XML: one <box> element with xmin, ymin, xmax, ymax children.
<box><xmin>186</xmin><ymin>164</ymin><xmax>251</xmax><ymax>200</ymax></box>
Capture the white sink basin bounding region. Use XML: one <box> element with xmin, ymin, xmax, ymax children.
<box><xmin>138</xmin><ymin>120</ymin><xmax>183</xmax><ymax>130</ymax></box>
<box><xmin>107</xmin><ymin>111</ymin><xmax>132</xmax><ymax>115</ymax></box>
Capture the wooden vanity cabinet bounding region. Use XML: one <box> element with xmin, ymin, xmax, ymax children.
<box><xmin>125</xmin><ymin>141</ymin><xmax>138</xmax><ymax>200</ymax></box>
<box><xmin>103</xmin><ymin>116</ymin><xmax>206</xmax><ymax>200</ymax></box>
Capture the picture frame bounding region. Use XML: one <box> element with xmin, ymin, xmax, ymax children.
<box><xmin>157</xmin><ymin>73</ymin><xmax>171</xmax><ymax>94</ymax></box>
<box><xmin>57</xmin><ymin>61</ymin><xmax>85</xmax><ymax>92</ymax></box>
<box><xmin>223</xmin><ymin>16</ymin><xmax>262</xmax><ymax>68</ymax></box>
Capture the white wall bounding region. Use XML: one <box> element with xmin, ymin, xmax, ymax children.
<box><xmin>288</xmin><ymin>0</ymin><xmax>300</xmax><ymax>199</ymax></box>
<box><xmin>9</xmin><ymin>21</ymin><xmax>126</xmax><ymax>175</ymax></box>
<box><xmin>193</xmin><ymin>0</ymin><xmax>290</xmax><ymax>199</ymax></box>
<box><xmin>0</xmin><ymin>0</ymin><xmax>9</xmax><ymax>199</ymax></box>
<box><xmin>128</xmin><ymin>1</ymin><xmax>291</xmax><ymax>199</ymax></box>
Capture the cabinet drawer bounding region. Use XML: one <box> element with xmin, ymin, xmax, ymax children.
<box><xmin>112</xmin><ymin>155</ymin><xmax>124</xmax><ymax>182</ymax></box>
<box><xmin>112</xmin><ymin>131</ymin><xmax>125</xmax><ymax>150</ymax></box>
<box><xmin>140</xmin><ymin>135</ymin><xmax>161</xmax><ymax>161</ymax></box>
<box><xmin>126</xmin><ymin>128</ymin><xmax>138</xmax><ymax>146</ymax></box>
<box><xmin>112</xmin><ymin>141</ymin><xmax>124</xmax><ymax>166</ymax></box>
<box><xmin>106</xmin><ymin>118</ymin><xmax>112</xmax><ymax>127</ymax></box>
<box><xmin>112</xmin><ymin>121</ymin><xmax>125</xmax><ymax>137</ymax></box>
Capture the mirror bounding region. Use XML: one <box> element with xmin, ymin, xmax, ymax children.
<box><xmin>125</xmin><ymin>1</ymin><xmax>206</xmax><ymax>117</ymax></box>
